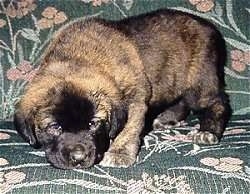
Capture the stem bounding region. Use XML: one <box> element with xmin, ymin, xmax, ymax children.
<box><xmin>168</xmin><ymin>166</ymin><xmax>250</xmax><ymax>183</ymax></box>
<box><xmin>95</xmin><ymin>165</ymin><xmax>128</xmax><ymax>186</ymax></box>
<box><xmin>29</xmin><ymin>14</ymin><xmax>40</xmax><ymax>61</ymax></box>
<box><xmin>0</xmin><ymin>40</ymin><xmax>13</xmax><ymax>53</ymax></box>
<box><xmin>29</xmin><ymin>42</ymin><xmax>39</xmax><ymax>62</ymax></box>
<box><xmin>111</xmin><ymin>0</ymin><xmax>127</xmax><ymax>18</ymax></box>
<box><xmin>16</xmin><ymin>79</ymin><xmax>22</xmax><ymax>89</ymax></box>
<box><xmin>209</xmin><ymin>13</ymin><xmax>249</xmax><ymax>43</ymax></box>
<box><xmin>226</xmin><ymin>90</ymin><xmax>250</xmax><ymax>95</ymax></box>
<box><xmin>0</xmin><ymin>45</ymin><xmax>12</xmax><ymax>52</ymax></box>
<box><xmin>5</xmin><ymin>83</ymin><xmax>15</xmax><ymax>118</ymax></box>
<box><xmin>0</xmin><ymin>59</ymin><xmax>4</xmax><ymax>119</ymax></box>
<box><xmin>0</xmin><ymin>163</ymin><xmax>50</xmax><ymax>171</ymax></box>
<box><xmin>0</xmin><ymin>1</ymin><xmax>15</xmax><ymax>60</ymax></box>
<box><xmin>5</xmin><ymin>13</ymin><xmax>15</xmax><ymax>60</ymax></box>
<box><xmin>32</xmin><ymin>26</ymin><xmax>54</xmax><ymax>64</ymax></box>
<box><xmin>14</xmin><ymin>80</ymin><xmax>28</xmax><ymax>97</ymax></box>
<box><xmin>13</xmin><ymin>30</ymin><xmax>23</xmax><ymax>54</ymax></box>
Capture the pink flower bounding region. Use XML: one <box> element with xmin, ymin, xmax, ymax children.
<box><xmin>37</xmin><ymin>7</ymin><xmax>67</xmax><ymax>29</ymax></box>
<box><xmin>243</xmin><ymin>50</ymin><xmax>250</xmax><ymax>64</ymax></box>
<box><xmin>82</xmin><ymin>0</ymin><xmax>110</xmax><ymax>6</ymax></box>
<box><xmin>92</xmin><ymin>0</ymin><xmax>110</xmax><ymax>6</ymax></box>
<box><xmin>214</xmin><ymin>162</ymin><xmax>242</xmax><ymax>172</ymax></box>
<box><xmin>41</xmin><ymin>7</ymin><xmax>58</xmax><ymax>19</ymax></box>
<box><xmin>200</xmin><ymin>157</ymin><xmax>219</xmax><ymax>166</ymax></box>
<box><xmin>0</xmin><ymin>170</ymin><xmax>26</xmax><ymax>193</ymax></box>
<box><xmin>4</xmin><ymin>171</ymin><xmax>26</xmax><ymax>184</ymax></box>
<box><xmin>6</xmin><ymin>60</ymin><xmax>38</xmax><ymax>81</ymax></box>
<box><xmin>0</xmin><ymin>19</ymin><xmax>6</xmax><ymax>28</ymax></box>
<box><xmin>0</xmin><ymin>133</ymin><xmax>10</xmax><ymax>140</ymax></box>
<box><xmin>0</xmin><ymin>158</ymin><xmax>26</xmax><ymax>193</ymax></box>
<box><xmin>231</xmin><ymin>50</ymin><xmax>250</xmax><ymax>72</ymax></box>
<box><xmin>5</xmin><ymin>0</ymin><xmax>36</xmax><ymax>19</ymax></box>
<box><xmin>188</xmin><ymin>0</ymin><xmax>215</xmax><ymax>12</ymax></box>
<box><xmin>200</xmin><ymin>157</ymin><xmax>244</xmax><ymax>172</ymax></box>
<box><xmin>0</xmin><ymin>158</ymin><xmax>9</xmax><ymax>166</ymax></box>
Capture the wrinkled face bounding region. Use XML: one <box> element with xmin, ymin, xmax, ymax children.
<box><xmin>37</xmin><ymin>120</ymin><xmax>110</xmax><ymax>169</ymax></box>
<box><xmin>14</xmin><ymin>90</ymin><xmax>126</xmax><ymax>169</ymax></box>
<box><xmin>46</xmin><ymin>131</ymin><xmax>96</xmax><ymax>169</ymax></box>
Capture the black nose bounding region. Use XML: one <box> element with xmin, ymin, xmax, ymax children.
<box><xmin>69</xmin><ymin>144</ymin><xmax>94</xmax><ymax>167</ymax></box>
<box><xmin>71</xmin><ymin>149</ymin><xmax>85</xmax><ymax>162</ymax></box>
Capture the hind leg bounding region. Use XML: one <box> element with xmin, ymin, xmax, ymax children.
<box><xmin>153</xmin><ymin>100</ymin><xmax>190</xmax><ymax>130</ymax></box>
<box><xmin>187</xmin><ymin>92</ymin><xmax>231</xmax><ymax>145</ymax></box>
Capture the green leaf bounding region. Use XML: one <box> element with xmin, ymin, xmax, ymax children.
<box><xmin>17</xmin><ymin>42</ymin><xmax>24</xmax><ymax>63</ymax></box>
<box><xmin>224</xmin><ymin>37</ymin><xmax>250</xmax><ymax>51</ymax></box>
<box><xmin>0</xmin><ymin>49</ymin><xmax>3</xmax><ymax>58</ymax></box>
<box><xmin>246</xmin><ymin>8</ymin><xmax>250</xmax><ymax>14</ymax></box>
<box><xmin>226</xmin><ymin>0</ymin><xmax>247</xmax><ymax>39</ymax></box>
<box><xmin>6</xmin><ymin>84</ymin><xmax>13</xmax><ymax>99</ymax></box>
<box><xmin>225</xmin><ymin>67</ymin><xmax>250</xmax><ymax>80</ymax></box>
<box><xmin>245</xmin><ymin>166</ymin><xmax>250</xmax><ymax>175</ymax></box>
<box><xmin>21</xmin><ymin>28</ymin><xmax>40</xmax><ymax>43</ymax></box>
<box><xmin>214</xmin><ymin>2</ymin><xmax>223</xmax><ymax>17</ymax></box>
<box><xmin>0</xmin><ymin>62</ymin><xmax>4</xmax><ymax>95</ymax></box>
<box><xmin>7</xmin><ymin>53</ymin><xmax>16</xmax><ymax>67</ymax></box>
<box><xmin>233</xmin><ymin>107</ymin><xmax>250</xmax><ymax>115</ymax></box>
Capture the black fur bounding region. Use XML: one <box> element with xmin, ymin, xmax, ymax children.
<box><xmin>14</xmin><ymin>108</ymin><xmax>40</xmax><ymax>148</ymax></box>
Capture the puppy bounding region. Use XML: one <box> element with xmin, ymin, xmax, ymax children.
<box><xmin>14</xmin><ymin>9</ymin><xmax>231</xmax><ymax>169</ymax></box>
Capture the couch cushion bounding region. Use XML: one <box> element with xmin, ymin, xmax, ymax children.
<box><xmin>0</xmin><ymin>0</ymin><xmax>249</xmax><ymax>193</ymax></box>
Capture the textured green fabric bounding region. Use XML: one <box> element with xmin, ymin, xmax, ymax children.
<box><xmin>0</xmin><ymin>117</ymin><xmax>250</xmax><ymax>194</ymax></box>
<box><xmin>0</xmin><ymin>0</ymin><xmax>249</xmax><ymax>193</ymax></box>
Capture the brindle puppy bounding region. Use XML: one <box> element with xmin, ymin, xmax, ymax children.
<box><xmin>14</xmin><ymin>9</ymin><xmax>231</xmax><ymax>169</ymax></box>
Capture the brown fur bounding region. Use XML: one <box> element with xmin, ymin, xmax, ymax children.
<box><xmin>14</xmin><ymin>9</ymin><xmax>231</xmax><ymax>169</ymax></box>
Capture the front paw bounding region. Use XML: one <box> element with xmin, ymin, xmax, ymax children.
<box><xmin>99</xmin><ymin>151</ymin><xmax>136</xmax><ymax>168</ymax></box>
<box><xmin>188</xmin><ymin>130</ymin><xmax>219</xmax><ymax>145</ymax></box>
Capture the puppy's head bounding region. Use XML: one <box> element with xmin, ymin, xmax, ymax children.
<box><xmin>42</xmin><ymin>91</ymin><xmax>112</xmax><ymax>169</ymax></box>
<box><xmin>14</xmin><ymin>84</ymin><xmax>127</xmax><ymax>169</ymax></box>
<box><xmin>41</xmin><ymin>88</ymin><xmax>126</xmax><ymax>169</ymax></box>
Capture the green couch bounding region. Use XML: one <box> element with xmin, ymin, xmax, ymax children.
<box><xmin>0</xmin><ymin>0</ymin><xmax>249</xmax><ymax>193</ymax></box>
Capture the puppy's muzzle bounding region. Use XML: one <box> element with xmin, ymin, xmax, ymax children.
<box><xmin>69</xmin><ymin>143</ymin><xmax>96</xmax><ymax>167</ymax></box>
<box><xmin>45</xmin><ymin>131</ymin><xmax>97</xmax><ymax>169</ymax></box>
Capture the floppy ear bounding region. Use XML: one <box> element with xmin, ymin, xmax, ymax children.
<box><xmin>14</xmin><ymin>109</ymin><xmax>40</xmax><ymax>148</ymax></box>
<box><xmin>109</xmin><ymin>104</ymin><xmax>127</xmax><ymax>139</ymax></box>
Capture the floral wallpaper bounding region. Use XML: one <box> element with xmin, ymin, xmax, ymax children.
<box><xmin>0</xmin><ymin>0</ymin><xmax>249</xmax><ymax>193</ymax></box>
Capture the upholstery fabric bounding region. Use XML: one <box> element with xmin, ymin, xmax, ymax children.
<box><xmin>0</xmin><ymin>0</ymin><xmax>249</xmax><ymax>193</ymax></box>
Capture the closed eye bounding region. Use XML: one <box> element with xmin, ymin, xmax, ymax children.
<box><xmin>88</xmin><ymin>117</ymin><xmax>104</xmax><ymax>131</ymax></box>
<box><xmin>46</xmin><ymin>122</ymin><xmax>63</xmax><ymax>136</ymax></box>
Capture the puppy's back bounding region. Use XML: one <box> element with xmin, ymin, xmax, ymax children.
<box><xmin>114</xmin><ymin>9</ymin><xmax>226</xmax><ymax>103</ymax></box>
<box><xmin>36</xmin><ymin>9</ymin><xmax>226</xmax><ymax>104</ymax></box>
